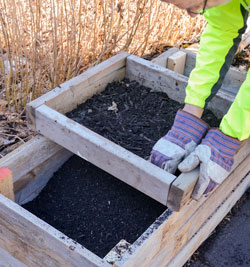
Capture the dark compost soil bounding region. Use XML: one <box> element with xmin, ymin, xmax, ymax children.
<box><xmin>23</xmin><ymin>79</ymin><xmax>220</xmax><ymax>258</ymax></box>
<box><xmin>23</xmin><ymin>155</ymin><xmax>167</xmax><ymax>258</ymax></box>
<box><xmin>66</xmin><ymin>79</ymin><xmax>220</xmax><ymax>159</ymax></box>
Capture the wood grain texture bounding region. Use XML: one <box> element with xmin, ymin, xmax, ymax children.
<box><xmin>167</xmin><ymin>173</ymin><xmax>250</xmax><ymax>267</ymax></box>
<box><xmin>0</xmin><ymin>194</ymin><xmax>109</xmax><ymax>267</ymax></box>
<box><xmin>126</xmin><ymin>54</ymin><xmax>188</xmax><ymax>104</ymax></box>
<box><xmin>167</xmin><ymin>168</ymin><xmax>199</xmax><ymax>211</ymax></box>
<box><xmin>35</xmin><ymin>104</ymin><xmax>176</xmax><ymax>205</ymax></box>
<box><xmin>0</xmin><ymin>135</ymin><xmax>71</xmax><ymax>204</ymax></box>
<box><xmin>151</xmin><ymin>47</ymin><xmax>179</xmax><ymax>67</ymax></box>
<box><xmin>0</xmin><ymin>247</ymin><xmax>27</xmax><ymax>267</ymax></box>
<box><xmin>26</xmin><ymin>52</ymin><xmax>129</xmax><ymax>129</ymax></box>
<box><xmin>0</xmin><ymin>136</ymin><xmax>64</xmax><ymax>184</ymax></box>
<box><xmin>125</xmin><ymin>54</ymin><xmax>234</xmax><ymax>118</ymax></box>
<box><xmin>114</xmin><ymin>154</ymin><xmax>250</xmax><ymax>267</ymax></box>
<box><xmin>150</xmin><ymin>155</ymin><xmax>250</xmax><ymax>267</ymax></box>
<box><xmin>167</xmin><ymin>137</ymin><xmax>250</xmax><ymax>211</ymax></box>
<box><xmin>167</xmin><ymin>51</ymin><xmax>186</xmax><ymax>75</ymax></box>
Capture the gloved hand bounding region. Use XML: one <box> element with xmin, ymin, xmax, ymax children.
<box><xmin>150</xmin><ymin>109</ymin><xmax>209</xmax><ymax>173</ymax></box>
<box><xmin>179</xmin><ymin>128</ymin><xmax>242</xmax><ymax>200</ymax></box>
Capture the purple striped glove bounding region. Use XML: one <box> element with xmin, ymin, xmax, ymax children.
<box><xmin>179</xmin><ymin>128</ymin><xmax>242</xmax><ymax>200</ymax></box>
<box><xmin>150</xmin><ymin>109</ymin><xmax>209</xmax><ymax>173</ymax></box>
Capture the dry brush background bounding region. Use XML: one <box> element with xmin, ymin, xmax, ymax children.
<box><xmin>0</xmin><ymin>0</ymin><xmax>206</xmax><ymax>111</ymax></box>
<box><xmin>0</xmin><ymin>0</ymin><xmax>205</xmax><ymax>156</ymax></box>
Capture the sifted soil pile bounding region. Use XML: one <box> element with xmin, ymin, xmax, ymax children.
<box><xmin>24</xmin><ymin>155</ymin><xmax>167</xmax><ymax>258</ymax></box>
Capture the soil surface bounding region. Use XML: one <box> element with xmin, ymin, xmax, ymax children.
<box><xmin>66</xmin><ymin>79</ymin><xmax>220</xmax><ymax>160</ymax></box>
<box><xmin>23</xmin><ymin>155</ymin><xmax>166</xmax><ymax>258</ymax></box>
<box><xmin>23</xmin><ymin>79</ymin><xmax>220</xmax><ymax>258</ymax></box>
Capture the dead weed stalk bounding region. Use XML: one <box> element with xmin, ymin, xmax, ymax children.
<box><xmin>0</xmin><ymin>0</ymin><xmax>205</xmax><ymax>112</ymax></box>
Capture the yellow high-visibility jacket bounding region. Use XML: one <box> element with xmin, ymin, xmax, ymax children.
<box><xmin>185</xmin><ymin>0</ymin><xmax>250</xmax><ymax>140</ymax></box>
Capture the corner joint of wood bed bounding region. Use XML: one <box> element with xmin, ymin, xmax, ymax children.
<box><xmin>167</xmin><ymin>168</ymin><xmax>199</xmax><ymax>211</ymax></box>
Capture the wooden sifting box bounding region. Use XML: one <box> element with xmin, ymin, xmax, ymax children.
<box><xmin>0</xmin><ymin>49</ymin><xmax>249</xmax><ymax>266</ymax></box>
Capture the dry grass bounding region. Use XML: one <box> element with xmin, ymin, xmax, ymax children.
<box><xmin>0</xmin><ymin>0</ymin><xmax>206</xmax><ymax>113</ymax></box>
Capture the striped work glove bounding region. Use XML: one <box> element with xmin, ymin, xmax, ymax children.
<box><xmin>150</xmin><ymin>109</ymin><xmax>209</xmax><ymax>173</ymax></box>
<box><xmin>179</xmin><ymin>128</ymin><xmax>242</xmax><ymax>200</ymax></box>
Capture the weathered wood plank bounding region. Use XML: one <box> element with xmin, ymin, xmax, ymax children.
<box><xmin>0</xmin><ymin>247</ymin><xmax>27</xmax><ymax>267</ymax></box>
<box><xmin>14</xmin><ymin>148</ymin><xmax>72</xmax><ymax>205</ymax></box>
<box><xmin>126</xmin><ymin>54</ymin><xmax>188</xmax><ymax>103</ymax></box>
<box><xmin>126</xmin><ymin>55</ymin><xmax>234</xmax><ymax>118</ymax></box>
<box><xmin>152</xmin><ymin>48</ymin><xmax>247</xmax><ymax>97</ymax></box>
<box><xmin>167</xmin><ymin>137</ymin><xmax>250</xmax><ymax>211</ymax></box>
<box><xmin>0</xmin><ymin>135</ymin><xmax>66</xmax><ymax>184</ymax></box>
<box><xmin>167</xmin><ymin>173</ymin><xmax>250</xmax><ymax>267</ymax></box>
<box><xmin>167</xmin><ymin>168</ymin><xmax>199</xmax><ymax>211</ymax></box>
<box><xmin>150</xmin><ymin>155</ymin><xmax>250</xmax><ymax>267</ymax></box>
<box><xmin>0</xmin><ymin>194</ymin><xmax>109</xmax><ymax>267</ymax></box>
<box><xmin>0</xmin><ymin>135</ymin><xmax>71</xmax><ymax>204</ymax></box>
<box><xmin>35</xmin><ymin>104</ymin><xmax>176</xmax><ymax>205</ymax></box>
<box><xmin>167</xmin><ymin>51</ymin><xmax>186</xmax><ymax>75</ymax></box>
<box><xmin>114</xmin><ymin>154</ymin><xmax>250</xmax><ymax>267</ymax></box>
<box><xmin>26</xmin><ymin>52</ymin><xmax>129</xmax><ymax>129</ymax></box>
<box><xmin>151</xmin><ymin>47</ymin><xmax>179</xmax><ymax>67</ymax></box>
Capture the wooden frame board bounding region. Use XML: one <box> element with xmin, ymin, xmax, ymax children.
<box><xmin>26</xmin><ymin>52</ymin><xmax>129</xmax><ymax>130</ymax></box>
<box><xmin>152</xmin><ymin>48</ymin><xmax>247</xmax><ymax>97</ymax></box>
<box><xmin>0</xmin><ymin>51</ymin><xmax>248</xmax><ymax>266</ymax></box>
<box><xmin>35</xmin><ymin>104</ymin><xmax>176</xmax><ymax>205</ymax></box>
<box><xmin>168</xmin><ymin>172</ymin><xmax>250</xmax><ymax>267</ymax></box>
<box><xmin>27</xmin><ymin>52</ymin><xmax>249</xmax><ymax>210</ymax></box>
<box><xmin>0</xmin><ymin>135</ymin><xmax>72</xmax><ymax>205</ymax></box>
<box><xmin>0</xmin><ymin>247</ymin><xmax>27</xmax><ymax>267</ymax></box>
<box><xmin>0</xmin><ymin>194</ymin><xmax>109</xmax><ymax>267</ymax></box>
<box><xmin>112</xmin><ymin>156</ymin><xmax>250</xmax><ymax>267</ymax></box>
<box><xmin>0</xmin><ymin>132</ymin><xmax>248</xmax><ymax>267</ymax></box>
<box><xmin>167</xmin><ymin>137</ymin><xmax>250</xmax><ymax>211</ymax></box>
<box><xmin>27</xmin><ymin>52</ymin><xmax>177</xmax><ymax>206</ymax></box>
<box><xmin>129</xmin><ymin>52</ymin><xmax>236</xmax><ymax>119</ymax></box>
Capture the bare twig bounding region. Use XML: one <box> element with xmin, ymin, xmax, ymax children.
<box><xmin>0</xmin><ymin>0</ymin><xmax>205</xmax><ymax>113</ymax></box>
<box><xmin>0</xmin><ymin>133</ymin><xmax>25</xmax><ymax>144</ymax></box>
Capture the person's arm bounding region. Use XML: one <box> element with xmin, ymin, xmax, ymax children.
<box><xmin>178</xmin><ymin>1</ymin><xmax>249</xmax><ymax>199</ymax></box>
<box><xmin>150</xmin><ymin>0</ymin><xmax>249</xmax><ymax>199</ymax></box>
<box><xmin>185</xmin><ymin>0</ymin><xmax>248</xmax><ymax>109</ymax></box>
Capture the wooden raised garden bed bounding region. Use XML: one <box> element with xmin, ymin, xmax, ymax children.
<box><xmin>0</xmin><ymin>49</ymin><xmax>249</xmax><ymax>266</ymax></box>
